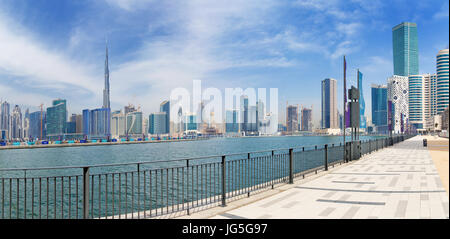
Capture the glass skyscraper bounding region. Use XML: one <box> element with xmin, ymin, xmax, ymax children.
<box><xmin>149</xmin><ymin>112</ymin><xmax>167</xmax><ymax>135</ymax></box>
<box><xmin>46</xmin><ymin>99</ymin><xmax>67</xmax><ymax>137</ymax></box>
<box><xmin>436</xmin><ymin>49</ymin><xmax>449</xmax><ymax>114</ymax></box>
<box><xmin>160</xmin><ymin>101</ymin><xmax>170</xmax><ymax>134</ymax></box>
<box><xmin>29</xmin><ymin>111</ymin><xmax>46</xmax><ymax>139</ymax></box>
<box><xmin>321</xmin><ymin>78</ymin><xmax>338</xmax><ymax>129</ymax></box>
<box><xmin>392</xmin><ymin>22</ymin><xmax>419</xmax><ymax>76</ymax></box>
<box><xmin>371</xmin><ymin>84</ymin><xmax>388</xmax><ymax>131</ymax></box>
<box><xmin>358</xmin><ymin>71</ymin><xmax>367</xmax><ymax>129</ymax></box>
<box><xmin>225</xmin><ymin>110</ymin><xmax>239</xmax><ymax>133</ymax></box>
<box><xmin>408</xmin><ymin>75</ymin><xmax>424</xmax><ymax>129</ymax></box>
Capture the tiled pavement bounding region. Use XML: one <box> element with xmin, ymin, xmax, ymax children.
<box><xmin>209</xmin><ymin>136</ymin><xmax>449</xmax><ymax>219</ymax></box>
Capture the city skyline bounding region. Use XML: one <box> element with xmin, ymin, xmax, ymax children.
<box><xmin>0</xmin><ymin>0</ymin><xmax>448</xmax><ymax>126</ymax></box>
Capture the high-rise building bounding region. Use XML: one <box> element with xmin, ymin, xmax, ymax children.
<box><xmin>149</xmin><ymin>112</ymin><xmax>167</xmax><ymax>135</ymax></box>
<box><xmin>82</xmin><ymin>108</ymin><xmax>111</xmax><ymax>139</ymax></box>
<box><xmin>0</xmin><ymin>101</ymin><xmax>10</xmax><ymax>139</ymax></box>
<box><xmin>126</xmin><ymin>111</ymin><xmax>143</xmax><ymax>135</ymax></box>
<box><xmin>23</xmin><ymin>108</ymin><xmax>30</xmax><ymax>139</ymax></box>
<box><xmin>29</xmin><ymin>111</ymin><xmax>46</xmax><ymax>140</ymax></box>
<box><xmin>184</xmin><ymin>113</ymin><xmax>197</xmax><ymax>131</ymax></box>
<box><xmin>436</xmin><ymin>49</ymin><xmax>449</xmax><ymax>114</ymax></box>
<box><xmin>301</xmin><ymin>107</ymin><xmax>312</xmax><ymax>131</ymax></box>
<box><xmin>111</xmin><ymin>110</ymin><xmax>125</xmax><ymax>138</ymax></box>
<box><xmin>321</xmin><ymin>78</ymin><xmax>338</xmax><ymax>129</ymax></box>
<box><xmin>387</xmin><ymin>75</ymin><xmax>409</xmax><ymax>133</ymax></box>
<box><xmin>424</xmin><ymin>74</ymin><xmax>438</xmax><ymax>130</ymax></box>
<box><xmin>103</xmin><ymin>44</ymin><xmax>110</xmax><ymax>109</ymax></box>
<box><xmin>46</xmin><ymin>99</ymin><xmax>67</xmax><ymax>138</ymax></box>
<box><xmin>241</xmin><ymin>96</ymin><xmax>249</xmax><ymax>133</ymax></box>
<box><xmin>286</xmin><ymin>105</ymin><xmax>299</xmax><ymax>133</ymax></box>
<box><xmin>371</xmin><ymin>84</ymin><xmax>388</xmax><ymax>132</ymax></box>
<box><xmin>392</xmin><ymin>22</ymin><xmax>419</xmax><ymax>76</ymax></box>
<box><xmin>11</xmin><ymin>105</ymin><xmax>22</xmax><ymax>140</ymax></box>
<box><xmin>408</xmin><ymin>75</ymin><xmax>425</xmax><ymax>129</ymax></box>
<box><xmin>75</xmin><ymin>114</ymin><xmax>83</xmax><ymax>133</ymax></box>
<box><xmin>160</xmin><ymin>101</ymin><xmax>170</xmax><ymax>134</ymax></box>
<box><xmin>225</xmin><ymin>109</ymin><xmax>239</xmax><ymax>133</ymax></box>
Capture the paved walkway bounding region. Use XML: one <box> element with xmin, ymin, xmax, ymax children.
<box><xmin>207</xmin><ymin>136</ymin><xmax>449</xmax><ymax>219</ymax></box>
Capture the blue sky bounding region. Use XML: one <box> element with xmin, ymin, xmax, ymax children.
<box><xmin>0</xmin><ymin>0</ymin><xmax>448</xmax><ymax>125</ymax></box>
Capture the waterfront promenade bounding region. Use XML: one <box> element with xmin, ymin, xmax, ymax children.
<box><xmin>181</xmin><ymin>136</ymin><xmax>449</xmax><ymax>219</ymax></box>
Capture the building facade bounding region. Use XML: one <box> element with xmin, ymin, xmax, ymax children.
<box><xmin>160</xmin><ymin>101</ymin><xmax>170</xmax><ymax>134</ymax></box>
<box><xmin>392</xmin><ymin>22</ymin><xmax>419</xmax><ymax>76</ymax></box>
<box><xmin>321</xmin><ymin>78</ymin><xmax>338</xmax><ymax>129</ymax></box>
<box><xmin>436</xmin><ymin>49</ymin><xmax>449</xmax><ymax>114</ymax></box>
<box><xmin>46</xmin><ymin>99</ymin><xmax>67</xmax><ymax>138</ymax></box>
<box><xmin>387</xmin><ymin>75</ymin><xmax>409</xmax><ymax>133</ymax></box>
<box><xmin>301</xmin><ymin>107</ymin><xmax>312</xmax><ymax>131</ymax></box>
<box><xmin>149</xmin><ymin>112</ymin><xmax>167</xmax><ymax>135</ymax></box>
<box><xmin>29</xmin><ymin>111</ymin><xmax>46</xmax><ymax>140</ymax></box>
<box><xmin>371</xmin><ymin>84</ymin><xmax>388</xmax><ymax>133</ymax></box>
<box><xmin>126</xmin><ymin>111</ymin><xmax>143</xmax><ymax>135</ymax></box>
<box><xmin>286</xmin><ymin>105</ymin><xmax>299</xmax><ymax>133</ymax></box>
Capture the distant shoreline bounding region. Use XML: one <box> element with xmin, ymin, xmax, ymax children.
<box><xmin>0</xmin><ymin>138</ymin><xmax>206</xmax><ymax>151</ymax></box>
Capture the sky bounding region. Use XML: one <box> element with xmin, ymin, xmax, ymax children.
<box><xmin>0</xmin><ymin>0</ymin><xmax>448</xmax><ymax>126</ymax></box>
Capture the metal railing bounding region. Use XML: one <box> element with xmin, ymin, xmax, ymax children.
<box><xmin>0</xmin><ymin>135</ymin><xmax>413</xmax><ymax>219</ymax></box>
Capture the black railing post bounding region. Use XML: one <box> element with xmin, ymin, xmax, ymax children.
<box><xmin>221</xmin><ymin>155</ymin><xmax>226</xmax><ymax>207</ymax></box>
<box><xmin>82</xmin><ymin>167</ymin><xmax>90</xmax><ymax>219</ymax></box>
<box><xmin>289</xmin><ymin>148</ymin><xmax>293</xmax><ymax>184</ymax></box>
<box><xmin>324</xmin><ymin>144</ymin><xmax>328</xmax><ymax>171</ymax></box>
<box><xmin>186</xmin><ymin>159</ymin><xmax>190</xmax><ymax>215</ymax></box>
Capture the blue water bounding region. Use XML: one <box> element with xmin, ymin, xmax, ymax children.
<box><xmin>0</xmin><ymin>135</ymin><xmax>381</xmax><ymax>170</ymax></box>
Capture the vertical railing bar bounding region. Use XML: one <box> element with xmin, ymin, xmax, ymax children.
<box><xmin>10</xmin><ymin>178</ymin><xmax>12</xmax><ymax>219</ymax></box>
<box><xmin>17</xmin><ymin>178</ymin><xmax>19</xmax><ymax>219</ymax></box>
<box><xmin>125</xmin><ymin>173</ymin><xmax>128</xmax><ymax>219</ymax></box>
<box><xmin>90</xmin><ymin>175</ymin><xmax>94</xmax><ymax>219</ymax></box>
<box><xmin>61</xmin><ymin>177</ymin><xmax>64</xmax><ymax>219</ymax></box>
<box><xmin>166</xmin><ymin>168</ymin><xmax>169</xmax><ymax>215</ymax></box>
<box><xmin>32</xmin><ymin>178</ymin><xmax>35</xmax><ymax>219</ymax></box>
<box><xmin>131</xmin><ymin>172</ymin><xmax>134</xmax><ymax>219</ymax></box>
<box><xmin>155</xmin><ymin>170</ymin><xmax>158</xmax><ymax>216</ymax></box>
<box><xmin>144</xmin><ymin>171</ymin><xmax>146</xmax><ymax>218</ymax></box>
<box><xmin>112</xmin><ymin>174</ymin><xmax>114</xmax><ymax>219</ymax></box>
<box><xmin>137</xmin><ymin>165</ymin><xmax>140</xmax><ymax>219</ymax></box>
<box><xmin>53</xmin><ymin>177</ymin><xmax>56</xmax><ymax>219</ymax></box>
<box><xmin>150</xmin><ymin>170</ymin><xmax>153</xmax><ymax>218</ymax></box>
<box><xmin>68</xmin><ymin>177</ymin><xmax>71</xmax><ymax>219</ymax></box>
<box><xmin>118</xmin><ymin>173</ymin><xmax>121</xmax><ymax>219</ymax></box>
<box><xmin>172</xmin><ymin>168</ymin><xmax>174</xmax><ymax>212</ymax></box>
<box><xmin>105</xmin><ymin>174</ymin><xmax>108</xmax><ymax>219</ymax></box>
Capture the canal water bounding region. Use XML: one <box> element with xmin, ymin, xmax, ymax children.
<box><xmin>0</xmin><ymin>135</ymin><xmax>385</xmax><ymax>219</ymax></box>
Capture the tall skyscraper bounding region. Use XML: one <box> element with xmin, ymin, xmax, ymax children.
<box><xmin>126</xmin><ymin>111</ymin><xmax>143</xmax><ymax>135</ymax></box>
<box><xmin>321</xmin><ymin>78</ymin><xmax>338</xmax><ymax>129</ymax></box>
<box><xmin>160</xmin><ymin>101</ymin><xmax>170</xmax><ymax>134</ymax></box>
<box><xmin>46</xmin><ymin>99</ymin><xmax>67</xmax><ymax>138</ymax></box>
<box><xmin>301</xmin><ymin>107</ymin><xmax>312</xmax><ymax>131</ymax></box>
<box><xmin>149</xmin><ymin>112</ymin><xmax>167</xmax><ymax>135</ymax></box>
<box><xmin>371</xmin><ymin>84</ymin><xmax>388</xmax><ymax>132</ymax></box>
<box><xmin>408</xmin><ymin>75</ymin><xmax>425</xmax><ymax>129</ymax></box>
<box><xmin>103</xmin><ymin>44</ymin><xmax>110</xmax><ymax>109</ymax></box>
<box><xmin>286</xmin><ymin>105</ymin><xmax>299</xmax><ymax>133</ymax></box>
<box><xmin>1</xmin><ymin>101</ymin><xmax>10</xmax><ymax>139</ymax></box>
<box><xmin>111</xmin><ymin>110</ymin><xmax>125</xmax><ymax>138</ymax></box>
<box><xmin>29</xmin><ymin>111</ymin><xmax>46</xmax><ymax>139</ymax></box>
<box><xmin>225</xmin><ymin>109</ymin><xmax>239</xmax><ymax>133</ymax></box>
<box><xmin>392</xmin><ymin>22</ymin><xmax>419</xmax><ymax>76</ymax></box>
<box><xmin>11</xmin><ymin>105</ymin><xmax>22</xmax><ymax>139</ymax></box>
<box><xmin>387</xmin><ymin>75</ymin><xmax>409</xmax><ymax>133</ymax></box>
<box><xmin>436</xmin><ymin>49</ymin><xmax>449</xmax><ymax>114</ymax></box>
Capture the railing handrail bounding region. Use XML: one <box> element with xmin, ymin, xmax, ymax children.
<box><xmin>0</xmin><ymin>136</ymin><xmax>395</xmax><ymax>173</ymax></box>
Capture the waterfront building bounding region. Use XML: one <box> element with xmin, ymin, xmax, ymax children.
<box><xmin>82</xmin><ymin>108</ymin><xmax>111</xmax><ymax>139</ymax></box>
<box><xmin>23</xmin><ymin>108</ymin><xmax>30</xmax><ymax>139</ymax></box>
<box><xmin>408</xmin><ymin>75</ymin><xmax>425</xmax><ymax>129</ymax></box>
<box><xmin>225</xmin><ymin>109</ymin><xmax>239</xmax><ymax>133</ymax></box>
<box><xmin>248</xmin><ymin>105</ymin><xmax>258</xmax><ymax>133</ymax></box>
<box><xmin>75</xmin><ymin>114</ymin><xmax>83</xmax><ymax>133</ymax></box>
<box><xmin>29</xmin><ymin>111</ymin><xmax>46</xmax><ymax>140</ymax></box>
<box><xmin>286</xmin><ymin>105</ymin><xmax>299</xmax><ymax>133</ymax></box>
<box><xmin>11</xmin><ymin>105</ymin><xmax>22</xmax><ymax>140</ymax></box>
<box><xmin>392</xmin><ymin>22</ymin><xmax>419</xmax><ymax>76</ymax></box>
<box><xmin>387</xmin><ymin>75</ymin><xmax>409</xmax><ymax>133</ymax></box>
<box><xmin>126</xmin><ymin>111</ymin><xmax>143</xmax><ymax>135</ymax></box>
<box><xmin>436</xmin><ymin>49</ymin><xmax>449</xmax><ymax>114</ymax></box>
<box><xmin>184</xmin><ymin>113</ymin><xmax>198</xmax><ymax>132</ymax></box>
<box><xmin>124</xmin><ymin>104</ymin><xmax>137</xmax><ymax>115</ymax></box>
<box><xmin>160</xmin><ymin>100</ymin><xmax>170</xmax><ymax>134</ymax></box>
<box><xmin>149</xmin><ymin>112</ymin><xmax>167</xmax><ymax>135</ymax></box>
<box><xmin>46</xmin><ymin>99</ymin><xmax>67</xmax><ymax>138</ymax></box>
<box><xmin>0</xmin><ymin>101</ymin><xmax>10</xmax><ymax>139</ymax></box>
<box><xmin>111</xmin><ymin>110</ymin><xmax>126</xmax><ymax>138</ymax></box>
<box><xmin>371</xmin><ymin>84</ymin><xmax>388</xmax><ymax>133</ymax></box>
<box><xmin>82</xmin><ymin>109</ymin><xmax>90</xmax><ymax>137</ymax></box>
<box><xmin>301</xmin><ymin>107</ymin><xmax>312</xmax><ymax>131</ymax></box>
<box><xmin>321</xmin><ymin>78</ymin><xmax>338</xmax><ymax>129</ymax></box>
<box><xmin>241</xmin><ymin>96</ymin><xmax>249</xmax><ymax>133</ymax></box>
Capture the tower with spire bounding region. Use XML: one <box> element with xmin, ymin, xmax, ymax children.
<box><xmin>103</xmin><ymin>43</ymin><xmax>110</xmax><ymax>109</ymax></box>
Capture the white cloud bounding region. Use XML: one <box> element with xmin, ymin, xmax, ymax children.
<box><xmin>0</xmin><ymin>13</ymin><xmax>100</xmax><ymax>106</ymax></box>
<box><xmin>433</xmin><ymin>1</ymin><xmax>449</xmax><ymax>19</ymax></box>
